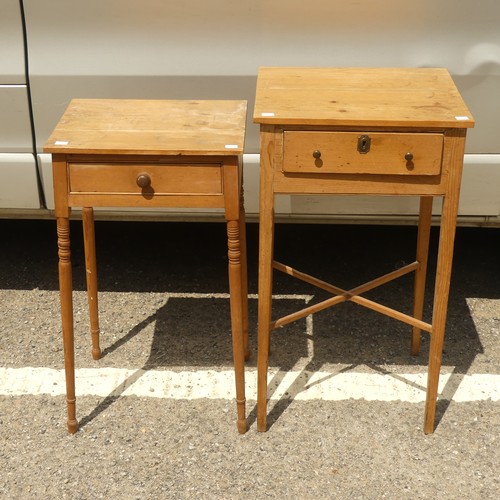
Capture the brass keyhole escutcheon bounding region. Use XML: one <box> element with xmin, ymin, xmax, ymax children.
<box><xmin>357</xmin><ymin>135</ymin><xmax>371</xmax><ymax>154</ymax></box>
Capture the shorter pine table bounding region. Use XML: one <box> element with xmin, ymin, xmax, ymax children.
<box><xmin>253</xmin><ymin>67</ymin><xmax>474</xmax><ymax>433</ymax></box>
<box><xmin>45</xmin><ymin>99</ymin><xmax>249</xmax><ymax>434</ymax></box>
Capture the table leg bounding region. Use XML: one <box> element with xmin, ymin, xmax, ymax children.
<box><xmin>424</xmin><ymin>130</ymin><xmax>465</xmax><ymax>434</ymax></box>
<box><xmin>257</xmin><ymin>128</ymin><xmax>276</xmax><ymax>432</ymax></box>
<box><xmin>238</xmin><ymin>191</ymin><xmax>250</xmax><ymax>361</ymax></box>
<box><xmin>424</xmin><ymin>195</ymin><xmax>460</xmax><ymax>433</ymax></box>
<box><xmin>57</xmin><ymin>217</ymin><xmax>78</xmax><ymax>433</ymax></box>
<box><xmin>226</xmin><ymin>218</ymin><xmax>248</xmax><ymax>434</ymax></box>
<box><xmin>256</xmin><ymin>209</ymin><xmax>274</xmax><ymax>432</ymax></box>
<box><xmin>411</xmin><ymin>196</ymin><xmax>433</xmax><ymax>355</ymax></box>
<box><xmin>82</xmin><ymin>207</ymin><xmax>101</xmax><ymax>360</ymax></box>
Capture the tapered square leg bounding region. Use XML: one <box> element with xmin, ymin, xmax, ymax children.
<box><xmin>411</xmin><ymin>196</ymin><xmax>433</xmax><ymax>355</ymax></box>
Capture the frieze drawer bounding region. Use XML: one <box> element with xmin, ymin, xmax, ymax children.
<box><xmin>68</xmin><ymin>163</ymin><xmax>223</xmax><ymax>195</ymax></box>
<box><xmin>283</xmin><ymin>131</ymin><xmax>444</xmax><ymax>175</ymax></box>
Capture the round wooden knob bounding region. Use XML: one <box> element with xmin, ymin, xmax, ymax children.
<box><xmin>405</xmin><ymin>152</ymin><xmax>414</xmax><ymax>162</ymax></box>
<box><xmin>136</xmin><ymin>173</ymin><xmax>151</xmax><ymax>188</ymax></box>
<box><xmin>313</xmin><ymin>150</ymin><xmax>322</xmax><ymax>159</ymax></box>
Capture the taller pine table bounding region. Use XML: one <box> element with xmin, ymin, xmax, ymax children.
<box><xmin>45</xmin><ymin>99</ymin><xmax>249</xmax><ymax>434</ymax></box>
<box><xmin>253</xmin><ymin>67</ymin><xmax>474</xmax><ymax>433</ymax></box>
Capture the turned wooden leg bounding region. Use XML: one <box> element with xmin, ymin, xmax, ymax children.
<box><xmin>411</xmin><ymin>196</ymin><xmax>433</xmax><ymax>355</ymax></box>
<box><xmin>57</xmin><ymin>217</ymin><xmax>78</xmax><ymax>433</ymax></box>
<box><xmin>226</xmin><ymin>219</ymin><xmax>248</xmax><ymax>434</ymax></box>
<box><xmin>238</xmin><ymin>190</ymin><xmax>250</xmax><ymax>361</ymax></box>
<box><xmin>82</xmin><ymin>207</ymin><xmax>101</xmax><ymax>360</ymax></box>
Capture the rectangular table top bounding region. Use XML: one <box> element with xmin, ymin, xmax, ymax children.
<box><xmin>45</xmin><ymin>99</ymin><xmax>247</xmax><ymax>156</ymax></box>
<box><xmin>253</xmin><ymin>67</ymin><xmax>474</xmax><ymax>129</ymax></box>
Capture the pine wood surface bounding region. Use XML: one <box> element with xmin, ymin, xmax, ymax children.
<box><xmin>254</xmin><ymin>67</ymin><xmax>474</xmax><ymax>128</ymax></box>
<box><xmin>45</xmin><ymin>99</ymin><xmax>247</xmax><ymax>155</ymax></box>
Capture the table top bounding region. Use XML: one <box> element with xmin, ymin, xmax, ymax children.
<box><xmin>253</xmin><ymin>67</ymin><xmax>474</xmax><ymax>129</ymax></box>
<box><xmin>44</xmin><ymin>99</ymin><xmax>247</xmax><ymax>155</ymax></box>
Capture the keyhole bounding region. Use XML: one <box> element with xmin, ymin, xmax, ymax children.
<box><xmin>357</xmin><ymin>135</ymin><xmax>371</xmax><ymax>154</ymax></box>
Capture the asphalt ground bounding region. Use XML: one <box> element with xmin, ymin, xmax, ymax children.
<box><xmin>0</xmin><ymin>219</ymin><xmax>498</xmax><ymax>499</ymax></box>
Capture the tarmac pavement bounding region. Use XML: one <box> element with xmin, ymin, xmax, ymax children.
<box><xmin>0</xmin><ymin>219</ymin><xmax>498</xmax><ymax>499</ymax></box>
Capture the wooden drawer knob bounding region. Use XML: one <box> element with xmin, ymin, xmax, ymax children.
<box><xmin>136</xmin><ymin>173</ymin><xmax>151</xmax><ymax>188</ymax></box>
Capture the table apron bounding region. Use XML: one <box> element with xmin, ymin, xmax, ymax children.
<box><xmin>67</xmin><ymin>193</ymin><xmax>226</xmax><ymax>209</ymax></box>
<box><xmin>272</xmin><ymin>174</ymin><xmax>448</xmax><ymax>196</ymax></box>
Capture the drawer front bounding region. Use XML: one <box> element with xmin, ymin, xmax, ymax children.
<box><xmin>283</xmin><ymin>132</ymin><xmax>443</xmax><ymax>175</ymax></box>
<box><xmin>68</xmin><ymin>163</ymin><xmax>223</xmax><ymax>195</ymax></box>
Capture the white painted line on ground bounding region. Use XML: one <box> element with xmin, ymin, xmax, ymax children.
<box><xmin>2</xmin><ymin>292</ymin><xmax>497</xmax><ymax>404</ymax></box>
<box><xmin>0</xmin><ymin>367</ymin><xmax>498</xmax><ymax>402</ymax></box>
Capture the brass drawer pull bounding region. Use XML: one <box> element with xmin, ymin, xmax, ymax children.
<box><xmin>312</xmin><ymin>150</ymin><xmax>322</xmax><ymax>159</ymax></box>
<box><xmin>405</xmin><ymin>152</ymin><xmax>414</xmax><ymax>162</ymax></box>
<box><xmin>136</xmin><ymin>172</ymin><xmax>152</xmax><ymax>188</ymax></box>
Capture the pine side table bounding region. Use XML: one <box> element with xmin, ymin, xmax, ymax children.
<box><xmin>253</xmin><ymin>67</ymin><xmax>474</xmax><ymax>433</ymax></box>
<box><xmin>45</xmin><ymin>99</ymin><xmax>249</xmax><ymax>434</ymax></box>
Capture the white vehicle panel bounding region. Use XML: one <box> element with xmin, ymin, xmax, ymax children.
<box><xmin>0</xmin><ymin>0</ymin><xmax>26</xmax><ymax>84</ymax></box>
<box><xmin>0</xmin><ymin>154</ymin><xmax>39</xmax><ymax>209</ymax></box>
<box><xmin>7</xmin><ymin>0</ymin><xmax>500</xmax><ymax>224</ymax></box>
<box><xmin>0</xmin><ymin>86</ymin><xmax>33</xmax><ymax>152</ymax></box>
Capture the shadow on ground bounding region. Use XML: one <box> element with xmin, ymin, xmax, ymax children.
<box><xmin>1</xmin><ymin>219</ymin><xmax>498</xmax><ymax>430</ymax></box>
